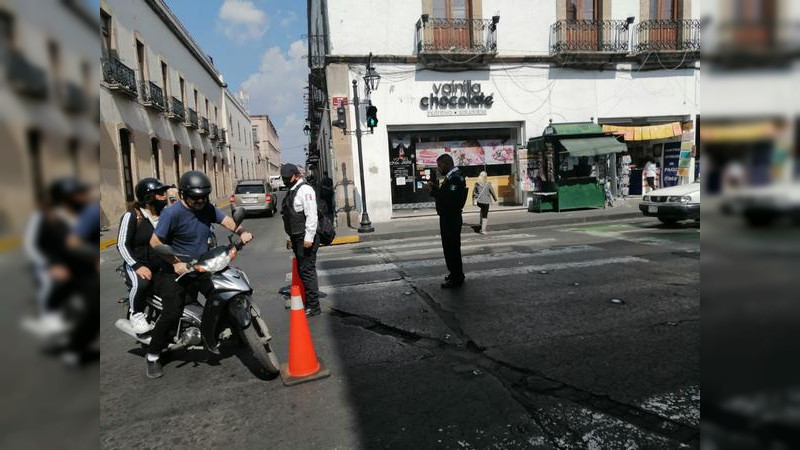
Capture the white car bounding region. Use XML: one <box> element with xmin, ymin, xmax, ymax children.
<box><xmin>269</xmin><ymin>175</ymin><xmax>285</xmax><ymax>191</ymax></box>
<box><xmin>639</xmin><ymin>181</ymin><xmax>701</xmax><ymax>224</ymax></box>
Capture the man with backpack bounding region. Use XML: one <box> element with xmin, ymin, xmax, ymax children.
<box><xmin>281</xmin><ymin>163</ymin><xmax>332</xmax><ymax>317</ymax></box>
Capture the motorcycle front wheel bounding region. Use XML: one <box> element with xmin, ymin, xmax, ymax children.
<box><xmin>239</xmin><ymin>321</ymin><xmax>280</xmax><ymax>376</ymax></box>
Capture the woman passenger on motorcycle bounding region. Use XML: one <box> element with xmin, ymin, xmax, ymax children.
<box><xmin>117</xmin><ymin>178</ymin><xmax>171</xmax><ymax>334</ymax></box>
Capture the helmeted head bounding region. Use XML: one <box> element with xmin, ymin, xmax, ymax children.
<box><xmin>49</xmin><ymin>177</ymin><xmax>90</xmax><ymax>212</ymax></box>
<box><xmin>135</xmin><ymin>177</ymin><xmax>171</xmax><ymax>213</ymax></box>
<box><xmin>179</xmin><ymin>171</ymin><xmax>212</xmax><ymax>211</ymax></box>
<box><xmin>280</xmin><ymin>164</ymin><xmax>301</xmax><ymax>189</ymax></box>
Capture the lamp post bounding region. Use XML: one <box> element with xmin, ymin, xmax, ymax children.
<box><xmin>352</xmin><ymin>79</ymin><xmax>374</xmax><ymax>232</ymax></box>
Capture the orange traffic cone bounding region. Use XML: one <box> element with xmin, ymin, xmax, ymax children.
<box><xmin>280</xmin><ymin>285</ymin><xmax>330</xmax><ymax>386</ymax></box>
<box><xmin>291</xmin><ymin>257</ymin><xmax>307</xmax><ymax>305</ymax></box>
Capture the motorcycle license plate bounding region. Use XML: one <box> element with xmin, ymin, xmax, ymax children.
<box><xmin>648</xmin><ymin>206</ymin><xmax>658</xmax><ymax>214</ymax></box>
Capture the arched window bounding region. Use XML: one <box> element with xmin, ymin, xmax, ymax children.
<box><xmin>119</xmin><ymin>129</ymin><xmax>134</xmax><ymax>202</ymax></box>
<box><xmin>151</xmin><ymin>138</ymin><xmax>160</xmax><ymax>179</ymax></box>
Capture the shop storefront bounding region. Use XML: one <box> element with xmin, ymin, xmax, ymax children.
<box><xmin>599</xmin><ymin>117</ymin><xmax>695</xmax><ymax>196</ymax></box>
<box><xmin>387</xmin><ymin>126</ymin><xmax>519</xmax><ymax>210</ymax></box>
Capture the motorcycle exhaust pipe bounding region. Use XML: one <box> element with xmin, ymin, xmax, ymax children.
<box><xmin>114</xmin><ymin>318</ymin><xmax>152</xmax><ymax>345</ymax></box>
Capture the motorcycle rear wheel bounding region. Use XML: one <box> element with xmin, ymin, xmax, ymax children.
<box><xmin>239</xmin><ymin>322</ymin><xmax>280</xmax><ymax>375</ymax></box>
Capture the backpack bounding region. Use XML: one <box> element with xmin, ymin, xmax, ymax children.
<box><xmin>316</xmin><ymin>198</ymin><xmax>336</xmax><ymax>246</ymax></box>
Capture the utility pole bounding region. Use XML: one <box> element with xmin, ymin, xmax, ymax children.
<box><xmin>352</xmin><ymin>79</ymin><xmax>374</xmax><ymax>233</ymax></box>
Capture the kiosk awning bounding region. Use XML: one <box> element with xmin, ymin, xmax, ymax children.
<box><xmin>560</xmin><ymin>137</ymin><xmax>627</xmax><ymax>157</ymax></box>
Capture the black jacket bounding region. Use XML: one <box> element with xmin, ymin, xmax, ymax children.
<box><xmin>431</xmin><ymin>169</ymin><xmax>468</xmax><ymax>217</ymax></box>
<box><xmin>117</xmin><ymin>209</ymin><xmax>163</xmax><ymax>271</ymax></box>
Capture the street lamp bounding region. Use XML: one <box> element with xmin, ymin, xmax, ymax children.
<box><xmin>303</xmin><ymin>124</ymin><xmax>311</xmax><ymax>136</ymax></box>
<box><xmin>363</xmin><ymin>53</ymin><xmax>381</xmax><ymax>93</ymax></box>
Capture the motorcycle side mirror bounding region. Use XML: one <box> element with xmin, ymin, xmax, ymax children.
<box><xmin>232</xmin><ymin>206</ymin><xmax>246</xmax><ymax>227</ymax></box>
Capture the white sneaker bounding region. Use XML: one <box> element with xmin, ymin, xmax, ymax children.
<box><xmin>130</xmin><ymin>312</ymin><xmax>153</xmax><ymax>334</ymax></box>
<box><xmin>22</xmin><ymin>312</ymin><xmax>69</xmax><ymax>339</ymax></box>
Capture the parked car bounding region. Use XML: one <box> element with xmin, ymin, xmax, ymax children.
<box><xmin>231</xmin><ymin>180</ymin><xmax>278</xmax><ymax>217</ymax></box>
<box><xmin>735</xmin><ymin>183</ymin><xmax>800</xmax><ymax>227</ymax></box>
<box><xmin>639</xmin><ymin>181</ymin><xmax>701</xmax><ymax>224</ymax></box>
<box><xmin>269</xmin><ymin>175</ymin><xmax>285</xmax><ymax>191</ymax></box>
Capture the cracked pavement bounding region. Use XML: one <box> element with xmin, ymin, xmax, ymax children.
<box><xmin>100</xmin><ymin>197</ymin><xmax>699</xmax><ymax>448</ymax></box>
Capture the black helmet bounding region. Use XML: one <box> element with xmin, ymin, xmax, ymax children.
<box><xmin>135</xmin><ymin>178</ymin><xmax>170</xmax><ymax>203</ymax></box>
<box><xmin>49</xmin><ymin>177</ymin><xmax>89</xmax><ymax>205</ymax></box>
<box><xmin>179</xmin><ymin>171</ymin><xmax>212</xmax><ymax>198</ymax></box>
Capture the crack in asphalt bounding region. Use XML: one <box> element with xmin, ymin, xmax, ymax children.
<box><xmin>328</xmin><ymin>243</ymin><xmax>699</xmax><ymax>446</ymax></box>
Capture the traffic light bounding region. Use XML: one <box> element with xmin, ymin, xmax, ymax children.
<box><xmin>333</xmin><ymin>105</ymin><xmax>346</xmax><ymax>130</ymax></box>
<box><xmin>366</xmin><ymin>104</ymin><xmax>378</xmax><ymax>130</ymax></box>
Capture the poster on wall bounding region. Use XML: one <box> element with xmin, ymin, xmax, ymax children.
<box><xmin>416</xmin><ymin>140</ymin><xmax>514</xmax><ymax>167</ymax></box>
<box><xmin>677</xmin><ymin>141</ymin><xmax>693</xmax><ymax>177</ymax></box>
<box><xmin>662</xmin><ymin>145</ymin><xmax>681</xmax><ymax>188</ymax></box>
<box><xmin>480</xmin><ymin>140</ymin><xmax>515</xmax><ymax>165</ymax></box>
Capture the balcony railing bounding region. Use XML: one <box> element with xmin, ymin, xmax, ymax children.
<box><xmin>186</xmin><ymin>108</ymin><xmax>198</xmax><ymax>128</ymax></box>
<box><xmin>199</xmin><ymin>117</ymin><xmax>209</xmax><ymax>134</ymax></box>
<box><xmin>416</xmin><ymin>16</ymin><xmax>498</xmax><ymax>56</ymax></box>
<box><xmin>101</xmin><ymin>56</ymin><xmax>137</xmax><ymax>97</ymax></box>
<box><xmin>167</xmin><ymin>97</ymin><xmax>184</xmax><ymax>122</ymax></box>
<box><xmin>6</xmin><ymin>49</ymin><xmax>48</xmax><ymax>99</ymax></box>
<box><xmin>59</xmin><ymin>81</ymin><xmax>87</xmax><ymax>113</ymax></box>
<box><xmin>550</xmin><ymin>20</ymin><xmax>630</xmax><ymax>54</ymax></box>
<box><xmin>210</xmin><ymin>123</ymin><xmax>219</xmax><ymax>140</ymax></box>
<box><xmin>635</xmin><ymin>20</ymin><xmax>701</xmax><ymax>53</ymax></box>
<box><xmin>140</xmin><ymin>80</ymin><xmax>165</xmax><ymax>111</ymax></box>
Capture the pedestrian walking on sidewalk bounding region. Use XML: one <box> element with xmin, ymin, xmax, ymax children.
<box><xmin>473</xmin><ymin>171</ymin><xmax>497</xmax><ymax>235</ymax></box>
<box><xmin>280</xmin><ymin>164</ymin><xmax>322</xmax><ymax>317</ymax></box>
<box><xmin>425</xmin><ymin>154</ymin><xmax>468</xmax><ymax>289</ymax></box>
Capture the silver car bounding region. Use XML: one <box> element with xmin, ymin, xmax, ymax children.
<box><xmin>232</xmin><ymin>180</ymin><xmax>278</xmax><ymax>217</ymax></box>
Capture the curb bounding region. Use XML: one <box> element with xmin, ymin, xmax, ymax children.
<box><xmin>350</xmin><ymin>210</ymin><xmax>644</xmax><ymax>243</ymax></box>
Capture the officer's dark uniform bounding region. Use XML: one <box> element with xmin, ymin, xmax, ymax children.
<box><xmin>430</xmin><ymin>168</ymin><xmax>468</xmax><ymax>284</ymax></box>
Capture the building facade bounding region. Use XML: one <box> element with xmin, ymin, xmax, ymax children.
<box><xmin>100</xmin><ymin>0</ymin><xmax>255</xmax><ymax>223</ymax></box>
<box><xmin>0</xmin><ymin>0</ymin><xmax>99</xmax><ymax>233</ymax></box>
<box><xmin>307</xmin><ymin>0</ymin><xmax>702</xmax><ymax>225</ymax></box>
<box><xmin>251</xmin><ymin>114</ymin><xmax>282</xmax><ymax>178</ymax></box>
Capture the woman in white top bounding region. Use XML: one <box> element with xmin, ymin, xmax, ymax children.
<box><xmin>473</xmin><ymin>171</ymin><xmax>498</xmax><ymax>235</ymax></box>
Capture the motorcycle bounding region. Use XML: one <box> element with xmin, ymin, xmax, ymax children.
<box><xmin>114</xmin><ymin>207</ymin><xmax>280</xmax><ymax>376</ymax></box>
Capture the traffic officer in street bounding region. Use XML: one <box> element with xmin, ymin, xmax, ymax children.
<box><xmin>425</xmin><ymin>154</ymin><xmax>468</xmax><ymax>289</ymax></box>
<box><xmin>281</xmin><ymin>164</ymin><xmax>322</xmax><ymax>317</ymax></box>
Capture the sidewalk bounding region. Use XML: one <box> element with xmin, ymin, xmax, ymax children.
<box><xmin>336</xmin><ymin>198</ymin><xmax>643</xmax><ymax>243</ymax></box>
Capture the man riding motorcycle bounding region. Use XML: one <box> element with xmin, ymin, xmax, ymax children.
<box><xmin>146</xmin><ymin>171</ymin><xmax>253</xmax><ymax>379</ymax></box>
<box><xmin>117</xmin><ymin>178</ymin><xmax>171</xmax><ymax>334</ymax></box>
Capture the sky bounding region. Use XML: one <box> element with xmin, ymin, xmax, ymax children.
<box><xmin>164</xmin><ymin>0</ymin><xmax>308</xmax><ymax>165</ymax></box>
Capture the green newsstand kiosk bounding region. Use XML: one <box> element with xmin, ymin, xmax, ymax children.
<box><xmin>526</xmin><ymin>122</ymin><xmax>627</xmax><ymax>212</ymax></box>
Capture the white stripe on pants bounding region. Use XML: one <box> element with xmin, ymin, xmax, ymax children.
<box><xmin>125</xmin><ymin>265</ymin><xmax>139</xmax><ymax>314</ymax></box>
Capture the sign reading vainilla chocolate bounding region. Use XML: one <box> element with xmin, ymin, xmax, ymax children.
<box><xmin>420</xmin><ymin>80</ymin><xmax>494</xmax><ymax>111</ymax></box>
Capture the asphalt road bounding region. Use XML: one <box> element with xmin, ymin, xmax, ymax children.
<box><xmin>99</xmin><ymin>202</ymin><xmax>700</xmax><ymax>449</ymax></box>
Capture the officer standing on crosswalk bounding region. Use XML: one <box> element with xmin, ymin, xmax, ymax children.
<box><xmin>425</xmin><ymin>154</ymin><xmax>468</xmax><ymax>289</ymax></box>
<box><xmin>281</xmin><ymin>164</ymin><xmax>322</xmax><ymax>316</ymax></box>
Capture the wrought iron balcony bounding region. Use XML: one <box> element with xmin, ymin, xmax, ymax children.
<box><xmin>101</xmin><ymin>56</ymin><xmax>137</xmax><ymax>97</ymax></box>
<box><xmin>59</xmin><ymin>81</ymin><xmax>87</xmax><ymax>113</ymax></box>
<box><xmin>166</xmin><ymin>96</ymin><xmax>184</xmax><ymax>122</ymax></box>
<box><xmin>140</xmin><ymin>80</ymin><xmax>165</xmax><ymax>111</ymax></box>
<box><xmin>210</xmin><ymin>123</ymin><xmax>219</xmax><ymax>140</ymax></box>
<box><xmin>199</xmin><ymin>117</ymin><xmax>209</xmax><ymax>134</ymax></box>
<box><xmin>416</xmin><ymin>16</ymin><xmax>498</xmax><ymax>58</ymax></box>
<box><xmin>635</xmin><ymin>20</ymin><xmax>701</xmax><ymax>53</ymax></box>
<box><xmin>6</xmin><ymin>49</ymin><xmax>48</xmax><ymax>99</ymax></box>
<box><xmin>550</xmin><ymin>20</ymin><xmax>630</xmax><ymax>54</ymax></box>
<box><xmin>186</xmin><ymin>108</ymin><xmax>198</xmax><ymax>128</ymax></box>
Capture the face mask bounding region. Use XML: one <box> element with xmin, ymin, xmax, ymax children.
<box><xmin>186</xmin><ymin>196</ymin><xmax>207</xmax><ymax>211</ymax></box>
<box><xmin>282</xmin><ymin>177</ymin><xmax>296</xmax><ymax>188</ymax></box>
<box><xmin>151</xmin><ymin>198</ymin><xmax>168</xmax><ymax>213</ymax></box>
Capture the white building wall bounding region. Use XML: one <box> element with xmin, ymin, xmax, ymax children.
<box><xmin>224</xmin><ymin>92</ymin><xmax>255</xmax><ymax>182</ymax></box>
<box><xmin>346</xmin><ymin>63</ymin><xmax>699</xmax><ymax>222</ymax></box>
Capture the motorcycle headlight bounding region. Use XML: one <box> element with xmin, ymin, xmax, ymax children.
<box><xmin>196</xmin><ymin>249</ymin><xmax>234</xmax><ymax>273</ymax></box>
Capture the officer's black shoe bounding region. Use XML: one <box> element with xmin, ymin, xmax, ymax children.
<box><xmin>146</xmin><ymin>358</ymin><xmax>164</xmax><ymax>379</ymax></box>
<box><xmin>305</xmin><ymin>306</ymin><xmax>322</xmax><ymax>317</ymax></box>
<box><xmin>440</xmin><ymin>278</ymin><xmax>464</xmax><ymax>289</ymax></box>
